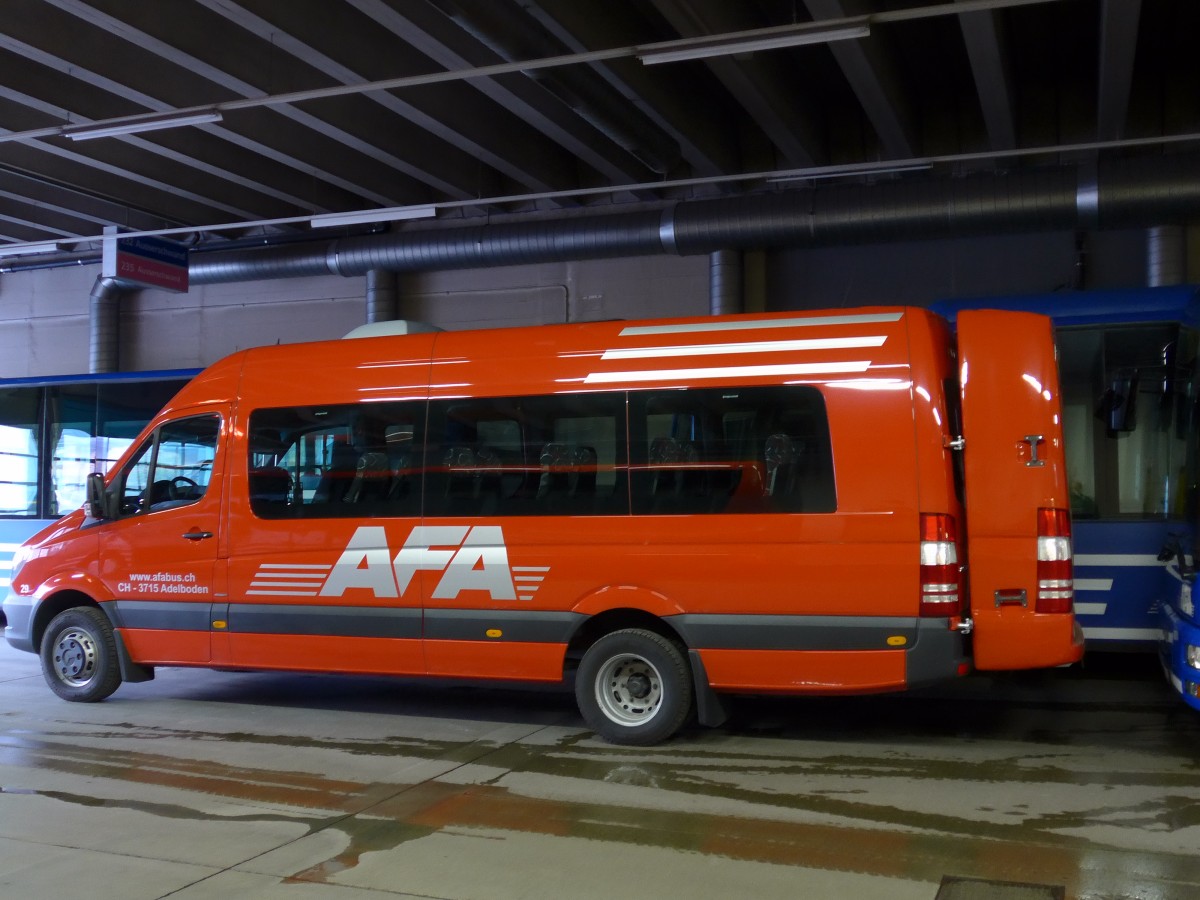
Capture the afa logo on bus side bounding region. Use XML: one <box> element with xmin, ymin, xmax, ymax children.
<box><xmin>321</xmin><ymin>525</ymin><xmax>526</xmax><ymax>601</ymax></box>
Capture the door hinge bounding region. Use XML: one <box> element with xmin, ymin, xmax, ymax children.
<box><xmin>1022</xmin><ymin>434</ymin><xmax>1045</xmax><ymax>467</ymax></box>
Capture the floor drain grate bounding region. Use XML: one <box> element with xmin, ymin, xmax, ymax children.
<box><xmin>935</xmin><ymin>876</ymin><xmax>1065</xmax><ymax>900</ymax></box>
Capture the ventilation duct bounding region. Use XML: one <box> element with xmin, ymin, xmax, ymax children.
<box><xmin>709</xmin><ymin>249</ymin><xmax>742</xmax><ymax>316</ymax></box>
<box><xmin>1147</xmin><ymin>225</ymin><xmax>1186</xmax><ymax>287</ymax></box>
<box><xmin>87</xmin><ymin>153</ymin><xmax>1200</xmax><ymax>372</ymax></box>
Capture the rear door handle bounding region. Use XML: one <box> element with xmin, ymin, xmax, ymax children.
<box><xmin>182</xmin><ymin>531</ymin><xmax>214</xmax><ymax>541</ymax></box>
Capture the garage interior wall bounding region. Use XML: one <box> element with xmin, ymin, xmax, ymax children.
<box><xmin>0</xmin><ymin>225</ymin><xmax>1192</xmax><ymax>378</ymax></box>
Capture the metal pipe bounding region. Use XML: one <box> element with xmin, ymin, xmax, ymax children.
<box><xmin>709</xmin><ymin>250</ymin><xmax>742</xmax><ymax>316</ymax></box>
<box><xmin>1147</xmin><ymin>225</ymin><xmax>1185</xmax><ymax>287</ymax></box>
<box><xmin>365</xmin><ymin>269</ymin><xmax>399</xmax><ymax>323</ymax></box>
<box><xmin>87</xmin><ymin>152</ymin><xmax>1200</xmax><ymax>363</ymax></box>
<box><xmin>88</xmin><ymin>276</ymin><xmax>126</xmax><ymax>374</ymax></box>
<box><xmin>189</xmin><ymin>153</ymin><xmax>1200</xmax><ymax>284</ymax></box>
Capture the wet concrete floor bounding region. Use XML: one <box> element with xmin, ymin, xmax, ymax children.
<box><xmin>0</xmin><ymin>641</ymin><xmax>1197</xmax><ymax>899</ymax></box>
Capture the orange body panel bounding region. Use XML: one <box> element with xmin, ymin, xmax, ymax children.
<box><xmin>8</xmin><ymin>305</ymin><xmax>1080</xmax><ymax>706</ymax></box>
<box><xmin>957</xmin><ymin>310</ymin><xmax>1085</xmax><ymax>669</ymax></box>
<box><xmin>119</xmin><ymin>629</ymin><xmax>212</xmax><ymax>666</ymax></box>
<box><xmin>425</xmin><ymin>640</ymin><xmax>565</xmax><ymax>681</ymax></box>
<box><xmin>223</xmin><ymin>634</ymin><xmax>426</xmax><ymax>675</ymax></box>
<box><xmin>699</xmin><ymin>648</ymin><xmax>907</xmax><ymax>693</ymax></box>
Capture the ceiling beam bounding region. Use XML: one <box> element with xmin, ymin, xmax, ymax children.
<box><xmin>649</xmin><ymin>0</ymin><xmax>828</xmax><ymax>168</ymax></box>
<box><xmin>805</xmin><ymin>0</ymin><xmax>918</xmax><ymax>159</ymax></box>
<box><xmin>1096</xmin><ymin>0</ymin><xmax>1141</xmax><ymax>141</ymax></box>
<box><xmin>955</xmin><ymin>0</ymin><xmax>1017</xmax><ymax>150</ymax></box>
<box><xmin>43</xmin><ymin>0</ymin><xmax>469</xmax><ymax>202</ymax></box>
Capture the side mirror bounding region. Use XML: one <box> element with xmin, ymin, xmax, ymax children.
<box><xmin>1098</xmin><ymin>370</ymin><xmax>1138</xmax><ymax>434</ymax></box>
<box><xmin>85</xmin><ymin>472</ymin><xmax>110</xmax><ymax>520</ymax></box>
<box><xmin>1160</xmin><ymin>533</ymin><xmax>1196</xmax><ymax>581</ymax></box>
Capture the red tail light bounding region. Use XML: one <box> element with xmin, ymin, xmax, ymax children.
<box><xmin>1036</xmin><ymin>507</ymin><xmax>1073</xmax><ymax>614</ymax></box>
<box><xmin>920</xmin><ymin>513</ymin><xmax>961</xmax><ymax>617</ymax></box>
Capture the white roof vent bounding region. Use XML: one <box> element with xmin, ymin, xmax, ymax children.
<box><xmin>342</xmin><ymin>320</ymin><xmax>442</xmax><ymax>339</ymax></box>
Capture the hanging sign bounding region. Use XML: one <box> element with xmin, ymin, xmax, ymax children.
<box><xmin>102</xmin><ymin>231</ymin><xmax>189</xmax><ymax>292</ymax></box>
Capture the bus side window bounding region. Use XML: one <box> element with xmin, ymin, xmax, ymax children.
<box><xmin>425</xmin><ymin>393</ymin><xmax>625</xmax><ymax>517</ymax></box>
<box><xmin>630</xmin><ymin>386</ymin><xmax>836</xmax><ymax>515</ymax></box>
<box><xmin>247</xmin><ymin>404</ymin><xmax>422</xmax><ymax>520</ymax></box>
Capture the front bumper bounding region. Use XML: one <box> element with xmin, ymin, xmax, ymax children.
<box><xmin>2</xmin><ymin>592</ymin><xmax>35</xmax><ymax>654</ymax></box>
<box><xmin>1159</xmin><ymin>600</ymin><xmax>1200</xmax><ymax>713</ymax></box>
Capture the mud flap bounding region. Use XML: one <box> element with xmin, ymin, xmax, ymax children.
<box><xmin>112</xmin><ymin>628</ymin><xmax>155</xmax><ymax>684</ymax></box>
<box><xmin>688</xmin><ymin>649</ymin><xmax>730</xmax><ymax>727</ymax></box>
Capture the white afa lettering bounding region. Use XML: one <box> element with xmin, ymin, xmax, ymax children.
<box><xmin>394</xmin><ymin>525</ymin><xmax>470</xmax><ymax>594</ymax></box>
<box><xmin>430</xmin><ymin>526</ymin><xmax>516</xmax><ymax>600</ymax></box>
<box><xmin>319</xmin><ymin>526</ymin><xmax>398</xmax><ymax>598</ymax></box>
<box><xmin>319</xmin><ymin>525</ymin><xmax>516</xmax><ymax>601</ymax></box>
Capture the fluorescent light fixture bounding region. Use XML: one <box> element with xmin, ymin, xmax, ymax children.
<box><xmin>766</xmin><ymin>163</ymin><xmax>933</xmax><ymax>183</ymax></box>
<box><xmin>309</xmin><ymin>205</ymin><xmax>438</xmax><ymax>228</ymax></box>
<box><xmin>638</xmin><ymin>23</ymin><xmax>869</xmax><ymax>65</ymax></box>
<box><xmin>62</xmin><ymin>110</ymin><xmax>223</xmax><ymax>141</ymax></box>
<box><xmin>0</xmin><ymin>240</ymin><xmax>68</xmax><ymax>258</ymax></box>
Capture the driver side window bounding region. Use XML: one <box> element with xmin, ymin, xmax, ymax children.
<box><xmin>118</xmin><ymin>415</ymin><xmax>220</xmax><ymax>516</ymax></box>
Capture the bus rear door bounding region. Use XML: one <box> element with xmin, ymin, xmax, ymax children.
<box><xmin>956</xmin><ymin>310</ymin><xmax>1084</xmax><ymax>670</ymax></box>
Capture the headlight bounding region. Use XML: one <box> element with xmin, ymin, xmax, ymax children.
<box><xmin>8</xmin><ymin>544</ymin><xmax>30</xmax><ymax>587</ymax></box>
<box><xmin>1187</xmin><ymin>644</ymin><xmax>1200</xmax><ymax>670</ymax></box>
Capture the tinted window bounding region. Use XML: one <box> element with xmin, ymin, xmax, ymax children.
<box><xmin>425</xmin><ymin>393</ymin><xmax>626</xmax><ymax>517</ymax></box>
<box><xmin>629</xmin><ymin>386</ymin><xmax>836</xmax><ymax>515</ymax></box>
<box><xmin>248</xmin><ymin>403</ymin><xmax>422</xmax><ymax>519</ymax></box>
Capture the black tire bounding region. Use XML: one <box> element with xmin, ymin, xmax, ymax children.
<box><xmin>575</xmin><ymin>628</ymin><xmax>693</xmax><ymax>745</ymax></box>
<box><xmin>39</xmin><ymin>607</ymin><xmax>122</xmax><ymax>702</ymax></box>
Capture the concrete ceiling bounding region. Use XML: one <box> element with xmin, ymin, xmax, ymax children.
<box><xmin>0</xmin><ymin>0</ymin><xmax>1196</xmax><ymax>256</ymax></box>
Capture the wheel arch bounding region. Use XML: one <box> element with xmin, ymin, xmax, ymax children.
<box><xmin>33</xmin><ymin>592</ymin><xmax>153</xmax><ymax>685</ymax></box>
<box><xmin>564</xmin><ymin>607</ymin><xmax>729</xmax><ymax>730</ymax></box>
<box><xmin>30</xmin><ymin>590</ymin><xmax>103</xmax><ymax>654</ymax></box>
<box><xmin>564</xmin><ymin>607</ymin><xmax>687</xmax><ymax>667</ymax></box>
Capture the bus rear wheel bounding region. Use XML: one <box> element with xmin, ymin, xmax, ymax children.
<box><xmin>40</xmin><ymin>607</ymin><xmax>122</xmax><ymax>702</ymax></box>
<box><xmin>575</xmin><ymin>628</ymin><xmax>693</xmax><ymax>745</ymax></box>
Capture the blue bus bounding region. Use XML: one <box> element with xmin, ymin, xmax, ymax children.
<box><xmin>0</xmin><ymin>370</ymin><xmax>197</xmax><ymax>607</ymax></box>
<box><xmin>934</xmin><ymin>285</ymin><xmax>1200</xmax><ymax>709</ymax></box>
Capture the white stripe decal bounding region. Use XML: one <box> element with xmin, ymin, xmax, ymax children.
<box><xmin>1074</xmin><ymin>554</ymin><xmax>1163</xmax><ymax>568</ymax></box>
<box><xmin>618</xmin><ymin>312</ymin><xmax>904</xmax><ymax>337</ymax></box>
<box><xmin>0</xmin><ymin>543</ymin><xmax>21</xmax><ymax>553</ymax></box>
<box><xmin>601</xmin><ymin>335</ymin><xmax>887</xmax><ymax>361</ymax></box>
<box><xmin>258</xmin><ymin>563</ymin><xmax>332</xmax><ymax>570</ymax></box>
<box><xmin>251</xmin><ymin>581</ymin><xmax>326</xmax><ymax>589</ymax></box>
<box><xmin>585</xmin><ymin>360</ymin><xmax>871</xmax><ymax>384</ymax></box>
<box><xmin>1073</xmin><ymin>602</ymin><xmax>1107</xmax><ymax>616</ymax></box>
<box><xmin>1081</xmin><ymin>627</ymin><xmax>1161</xmax><ymax>641</ymax></box>
<box><xmin>1074</xmin><ymin>579</ymin><xmax>1114</xmax><ymax>592</ymax></box>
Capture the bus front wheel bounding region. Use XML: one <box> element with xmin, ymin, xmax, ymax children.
<box><xmin>575</xmin><ymin>628</ymin><xmax>693</xmax><ymax>745</ymax></box>
<box><xmin>40</xmin><ymin>607</ymin><xmax>122</xmax><ymax>702</ymax></box>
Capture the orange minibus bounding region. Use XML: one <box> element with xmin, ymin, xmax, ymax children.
<box><xmin>3</xmin><ymin>306</ymin><xmax>1084</xmax><ymax>744</ymax></box>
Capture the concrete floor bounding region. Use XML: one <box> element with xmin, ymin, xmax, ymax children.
<box><xmin>0</xmin><ymin>641</ymin><xmax>1197</xmax><ymax>900</ymax></box>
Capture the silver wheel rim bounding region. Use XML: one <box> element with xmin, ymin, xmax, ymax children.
<box><xmin>594</xmin><ymin>652</ymin><xmax>664</xmax><ymax>727</ymax></box>
<box><xmin>51</xmin><ymin>628</ymin><xmax>98</xmax><ymax>687</ymax></box>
